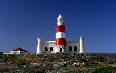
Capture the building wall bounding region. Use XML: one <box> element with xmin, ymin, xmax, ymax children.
<box><xmin>39</xmin><ymin>41</ymin><xmax>80</xmax><ymax>54</ymax></box>
<box><xmin>41</xmin><ymin>41</ymin><xmax>56</xmax><ymax>53</ymax></box>
<box><xmin>10</xmin><ymin>51</ymin><xmax>20</xmax><ymax>54</ymax></box>
<box><xmin>66</xmin><ymin>41</ymin><xmax>80</xmax><ymax>54</ymax></box>
<box><xmin>10</xmin><ymin>51</ymin><xmax>28</xmax><ymax>54</ymax></box>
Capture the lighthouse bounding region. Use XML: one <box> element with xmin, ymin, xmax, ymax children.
<box><xmin>55</xmin><ymin>14</ymin><xmax>66</xmax><ymax>53</ymax></box>
<box><xmin>36</xmin><ymin>14</ymin><xmax>85</xmax><ymax>54</ymax></box>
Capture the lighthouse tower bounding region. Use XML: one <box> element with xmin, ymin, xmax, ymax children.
<box><xmin>55</xmin><ymin>14</ymin><xmax>66</xmax><ymax>53</ymax></box>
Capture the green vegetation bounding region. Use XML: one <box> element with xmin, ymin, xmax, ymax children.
<box><xmin>0</xmin><ymin>53</ymin><xmax>116</xmax><ymax>73</ymax></box>
<box><xmin>93</xmin><ymin>67</ymin><xmax>116</xmax><ymax>73</ymax></box>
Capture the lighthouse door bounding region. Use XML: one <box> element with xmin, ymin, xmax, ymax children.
<box><xmin>60</xmin><ymin>48</ymin><xmax>62</xmax><ymax>52</ymax></box>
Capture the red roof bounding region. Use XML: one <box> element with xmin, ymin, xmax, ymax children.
<box><xmin>12</xmin><ymin>48</ymin><xmax>28</xmax><ymax>52</ymax></box>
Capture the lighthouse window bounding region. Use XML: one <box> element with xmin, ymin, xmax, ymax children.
<box><xmin>50</xmin><ymin>47</ymin><xmax>53</xmax><ymax>51</ymax></box>
<box><xmin>45</xmin><ymin>47</ymin><xmax>48</xmax><ymax>51</ymax></box>
<box><xmin>69</xmin><ymin>46</ymin><xmax>72</xmax><ymax>51</ymax></box>
<box><xmin>74</xmin><ymin>46</ymin><xmax>77</xmax><ymax>51</ymax></box>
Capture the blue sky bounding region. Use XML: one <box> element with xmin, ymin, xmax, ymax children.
<box><xmin>0</xmin><ymin>0</ymin><xmax>116</xmax><ymax>53</ymax></box>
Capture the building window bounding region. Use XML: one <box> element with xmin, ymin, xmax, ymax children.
<box><xmin>69</xmin><ymin>46</ymin><xmax>72</xmax><ymax>51</ymax></box>
<box><xmin>74</xmin><ymin>46</ymin><xmax>77</xmax><ymax>51</ymax></box>
<box><xmin>60</xmin><ymin>48</ymin><xmax>62</xmax><ymax>52</ymax></box>
<box><xmin>50</xmin><ymin>47</ymin><xmax>53</xmax><ymax>51</ymax></box>
<box><xmin>45</xmin><ymin>47</ymin><xmax>48</xmax><ymax>51</ymax></box>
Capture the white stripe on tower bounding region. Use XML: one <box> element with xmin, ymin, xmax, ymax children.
<box><xmin>56</xmin><ymin>14</ymin><xmax>66</xmax><ymax>46</ymax></box>
<box><xmin>56</xmin><ymin>32</ymin><xmax>65</xmax><ymax>39</ymax></box>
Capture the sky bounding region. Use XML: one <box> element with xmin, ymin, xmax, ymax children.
<box><xmin>0</xmin><ymin>0</ymin><xmax>116</xmax><ymax>53</ymax></box>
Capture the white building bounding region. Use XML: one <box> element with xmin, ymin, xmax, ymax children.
<box><xmin>4</xmin><ymin>48</ymin><xmax>29</xmax><ymax>54</ymax></box>
<box><xmin>37</xmin><ymin>14</ymin><xmax>85</xmax><ymax>54</ymax></box>
<box><xmin>10</xmin><ymin>48</ymin><xmax>28</xmax><ymax>54</ymax></box>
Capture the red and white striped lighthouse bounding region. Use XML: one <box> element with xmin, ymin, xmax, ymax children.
<box><xmin>55</xmin><ymin>14</ymin><xmax>66</xmax><ymax>53</ymax></box>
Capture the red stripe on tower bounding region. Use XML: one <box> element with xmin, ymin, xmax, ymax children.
<box><xmin>56</xmin><ymin>14</ymin><xmax>66</xmax><ymax>46</ymax></box>
<box><xmin>56</xmin><ymin>25</ymin><xmax>65</xmax><ymax>32</ymax></box>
